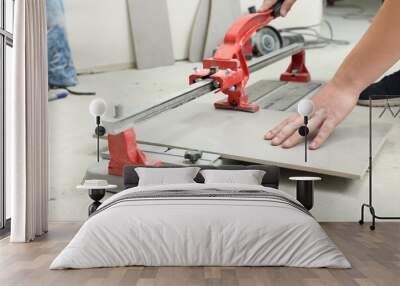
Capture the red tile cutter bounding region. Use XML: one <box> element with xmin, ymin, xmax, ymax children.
<box><xmin>189</xmin><ymin>0</ymin><xmax>310</xmax><ymax>113</ymax></box>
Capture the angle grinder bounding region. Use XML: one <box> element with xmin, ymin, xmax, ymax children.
<box><xmin>252</xmin><ymin>26</ymin><xmax>304</xmax><ymax>57</ymax></box>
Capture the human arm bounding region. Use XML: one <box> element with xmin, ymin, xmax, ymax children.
<box><xmin>265</xmin><ymin>0</ymin><xmax>400</xmax><ymax>149</ymax></box>
<box><xmin>260</xmin><ymin>0</ymin><xmax>297</xmax><ymax>16</ymax></box>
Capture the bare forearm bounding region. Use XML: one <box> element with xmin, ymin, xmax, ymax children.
<box><xmin>332</xmin><ymin>0</ymin><xmax>400</xmax><ymax>95</ymax></box>
<box><xmin>265</xmin><ymin>0</ymin><xmax>400</xmax><ymax>149</ymax></box>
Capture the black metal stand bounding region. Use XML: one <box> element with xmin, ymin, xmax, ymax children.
<box><xmin>298</xmin><ymin>116</ymin><xmax>309</xmax><ymax>162</ymax></box>
<box><xmin>296</xmin><ymin>181</ymin><xmax>314</xmax><ymax>210</ymax></box>
<box><xmin>290</xmin><ymin>177</ymin><xmax>320</xmax><ymax>210</ymax></box>
<box><xmin>88</xmin><ymin>188</ymin><xmax>106</xmax><ymax>216</ymax></box>
<box><xmin>359</xmin><ymin>96</ymin><xmax>400</xmax><ymax>231</ymax></box>
<box><xmin>96</xmin><ymin>116</ymin><xmax>100</xmax><ymax>162</ymax></box>
<box><xmin>304</xmin><ymin>116</ymin><xmax>309</xmax><ymax>162</ymax></box>
<box><xmin>305</xmin><ymin>129</ymin><xmax>308</xmax><ymax>162</ymax></box>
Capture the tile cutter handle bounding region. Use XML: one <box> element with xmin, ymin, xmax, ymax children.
<box><xmin>189</xmin><ymin>1</ymin><xmax>288</xmax><ymax>112</ymax></box>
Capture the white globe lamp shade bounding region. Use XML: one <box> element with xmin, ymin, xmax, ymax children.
<box><xmin>297</xmin><ymin>99</ymin><xmax>314</xmax><ymax>117</ymax></box>
<box><xmin>89</xmin><ymin>99</ymin><xmax>107</xmax><ymax>117</ymax></box>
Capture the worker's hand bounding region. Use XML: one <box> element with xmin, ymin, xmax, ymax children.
<box><xmin>260</xmin><ymin>0</ymin><xmax>296</xmax><ymax>17</ymax></box>
<box><xmin>264</xmin><ymin>81</ymin><xmax>359</xmax><ymax>149</ymax></box>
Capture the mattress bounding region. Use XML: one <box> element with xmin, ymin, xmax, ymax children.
<box><xmin>50</xmin><ymin>183</ymin><xmax>350</xmax><ymax>269</ymax></box>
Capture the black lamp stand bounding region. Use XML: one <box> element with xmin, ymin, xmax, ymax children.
<box><xmin>298</xmin><ymin>116</ymin><xmax>309</xmax><ymax>162</ymax></box>
<box><xmin>359</xmin><ymin>95</ymin><xmax>400</xmax><ymax>230</ymax></box>
<box><xmin>96</xmin><ymin>116</ymin><xmax>100</xmax><ymax>162</ymax></box>
<box><xmin>94</xmin><ymin>116</ymin><xmax>106</xmax><ymax>162</ymax></box>
<box><xmin>304</xmin><ymin>116</ymin><xmax>308</xmax><ymax>162</ymax></box>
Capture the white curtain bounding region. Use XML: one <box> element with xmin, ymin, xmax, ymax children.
<box><xmin>8</xmin><ymin>0</ymin><xmax>49</xmax><ymax>242</ymax></box>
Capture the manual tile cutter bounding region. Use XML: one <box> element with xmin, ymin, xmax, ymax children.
<box><xmin>102</xmin><ymin>5</ymin><xmax>312</xmax><ymax>131</ymax></box>
<box><xmin>189</xmin><ymin>0</ymin><xmax>310</xmax><ymax>113</ymax></box>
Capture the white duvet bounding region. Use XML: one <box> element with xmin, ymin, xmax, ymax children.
<box><xmin>50</xmin><ymin>183</ymin><xmax>351</xmax><ymax>269</ymax></box>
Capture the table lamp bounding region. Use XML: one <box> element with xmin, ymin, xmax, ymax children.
<box><xmin>89</xmin><ymin>99</ymin><xmax>107</xmax><ymax>162</ymax></box>
<box><xmin>297</xmin><ymin>99</ymin><xmax>314</xmax><ymax>162</ymax></box>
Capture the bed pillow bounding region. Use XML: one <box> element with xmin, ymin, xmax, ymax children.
<box><xmin>200</xmin><ymin>169</ymin><xmax>266</xmax><ymax>185</ymax></box>
<box><xmin>136</xmin><ymin>167</ymin><xmax>201</xmax><ymax>186</ymax></box>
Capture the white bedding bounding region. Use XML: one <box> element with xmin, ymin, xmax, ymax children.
<box><xmin>50</xmin><ymin>183</ymin><xmax>351</xmax><ymax>269</ymax></box>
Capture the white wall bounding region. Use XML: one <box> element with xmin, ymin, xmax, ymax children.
<box><xmin>167</xmin><ymin>0</ymin><xmax>199</xmax><ymax>61</ymax></box>
<box><xmin>65</xmin><ymin>0</ymin><xmax>322</xmax><ymax>72</ymax></box>
<box><xmin>64</xmin><ymin>0</ymin><xmax>135</xmax><ymax>73</ymax></box>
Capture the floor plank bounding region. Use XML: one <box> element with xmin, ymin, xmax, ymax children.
<box><xmin>0</xmin><ymin>222</ymin><xmax>400</xmax><ymax>286</ymax></box>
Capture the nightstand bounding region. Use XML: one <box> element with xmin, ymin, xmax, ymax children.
<box><xmin>77</xmin><ymin>180</ymin><xmax>117</xmax><ymax>216</ymax></box>
<box><xmin>289</xmin><ymin>177</ymin><xmax>321</xmax><ymax>210</ymax></box>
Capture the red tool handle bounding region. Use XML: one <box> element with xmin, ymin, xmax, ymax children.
<box><xmin>214</xmin><ymin>0</ymin><xmax>283</xmax><ymax>60</ymax></box>
<box><xmin>271</xmin><ymin>0</ymin><xmax>284</xmax><ymax>18</ymax></box>
<box><xmin>214</xmin><ymin>8</ymin><xmax>280</xmax><ymax>61</ymax></box>
<box><xmin>189</xmin><ymin>0</ymin><xmax>292</xmax><ymax>113</ymax></box>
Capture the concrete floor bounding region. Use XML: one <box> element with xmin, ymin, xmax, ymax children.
<box><xmin>49</xmin><ymin>0</ymin><xmax>400</xmax><ymax>222</ymax></box>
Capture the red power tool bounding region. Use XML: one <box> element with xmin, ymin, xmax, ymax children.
<box><xmin>189</xmin><ymin>0</ymin><xmax>310</xmax><ymax>113</ymax></box>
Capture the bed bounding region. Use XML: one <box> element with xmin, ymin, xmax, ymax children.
<box><xmin>50</xmin><ymin>165</ymin><xmax>350</xmax><ymax>269</ymax></box>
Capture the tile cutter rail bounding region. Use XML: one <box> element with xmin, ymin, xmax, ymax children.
<box><xmin>103</xmin><ymin>0</ymin><xmax>311</xmax><ymax>133</ymax></box>
<box><xmin>104</xmin><ymin>42</ymin><xmax>308</xmax><ymax>134</ymax></box>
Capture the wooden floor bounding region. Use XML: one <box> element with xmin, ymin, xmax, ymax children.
<box><xmin>0</xmin><ymin>222</ymin><xmax>399</xmax><ymax>286</ymax></box>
